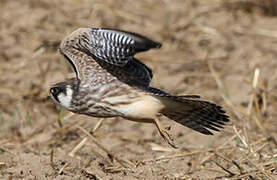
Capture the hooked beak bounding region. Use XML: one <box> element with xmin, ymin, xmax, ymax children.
<box><xmin>46</xmin><ymin>90</ymin><xmax>52</xmax><ymax>100</ymax></box>
<box><xmin>46</xmin><ymin>95</ymin><xmax>51</xmax><ymax>100</ymax></box>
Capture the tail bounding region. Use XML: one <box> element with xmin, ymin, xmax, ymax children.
<box><xmin>149</xmin><ymin>88</ymin><xmax>229</xmax><ymax>135</ymax></box>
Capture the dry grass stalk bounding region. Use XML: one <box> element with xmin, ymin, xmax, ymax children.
<box><xmin>248</xmin><ymin>68</ymin><xmax>270</xmax><ymax>138</ymax></box>
<box><xmin>142</xmin><ymin>146</ymin><xmax>232</xmax><ymax>164</ymax></box>
<box><xmin>50</xmin><ymin>148</ymin><xmax>55</xmax><ymax>170</ymax></box>
<box><xmin>68</xmin><ymin>137</ymin><xmax>88</xmax><ymax>158</ymax></box>
<box><xmin>235</xmin><ymin>27</ymin><xmax>277</xmax><ymax>39</ymax></box>
<box><xmin>243</xmin><ymin>155</ymin><xmax>275</xmax><ymax>180</ymax></box>
<box><xmin>211</xmin><ymin>159</ymin><xmax>235</xmax><ymax>176</ymax></box>
<box><xmin>253</xmin><ymin>93</ymin><xmax>267</xmax><ymax>134</ymax></box>
<box><xmin>233</xmin><ymin>126</ymin><xmax>248</xmax><ymax>148</ymax></box>
<box><xmin>198</xmin><ymin>167</ymin><xmax>227</xmax><ymax>174</ymax></box>
<box><xmin>247</xmin><ymin>68</ymin><xmax>260</xmax><ymax>115</ymax></box>
<box><xmin>68</xmin><ymin>118</ymin><xmax>104</xmax><ymax>158</ymax></box>
<box><xmin>149</xmin><ymin>142</ymin><xmax>177</xmax><ymax>152</ymax></box>
<box><xmin>77</xmin><ymin>125</ymin><xmax>130</xmax><ymax>169</ymax></box>
<box><xmin>200</xmin><ymin>132</ymin><xmax>241</xmax><ymax>165</ymax></box>
<box><xmin>86</xmin><ymin>146</ymin><xmax>113</xmax><ymax>167</ymax></box>
<box><xmin>261</xmin><ymin>80</ymin><xmax>268</xmax><ymax>114</ymax></box>
<box><xmin>0</xmin><ymin>146</ymin><xmax>16</xmax><ymax>156</ymax></box>
<box><xmin>58</xmin><ymin>162</ymin><xmax>69</xmax><ymax>175</ymax></box>
<box><xmin>214</xmin><ymin>152</ymin><xmax>244</xmax><ymax>174</ymax></box>
<box><xmin>91</xmin><ymin>118</ymin><xmax>104</xmax><ymax>133</ymax></box>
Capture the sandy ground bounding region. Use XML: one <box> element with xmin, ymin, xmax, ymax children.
<box><xmin>1</xmin><ymin>0</ymin><xmax>277</xmax><ymax>179</ymax></box>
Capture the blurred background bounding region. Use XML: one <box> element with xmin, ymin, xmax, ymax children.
<box><xmin>1</xmin><ymin>0</ymin><xmax>277</xmax><ymax>179</ymax></box>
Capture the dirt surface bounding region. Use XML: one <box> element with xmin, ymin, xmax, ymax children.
<box><xmin>1</xmin><ymin>0</ymin><xmax>277</xmax><ymax>179</ymax></box>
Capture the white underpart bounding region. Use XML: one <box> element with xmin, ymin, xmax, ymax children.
<box><xmin>105</xmin><ymin>95</ymin><xmax>165</xmax><ymax>120</ymax></box>
<box><xmin>58</xmin><ymin>86</ymin><xmax>73</xmax><ymax>109</ymax></box>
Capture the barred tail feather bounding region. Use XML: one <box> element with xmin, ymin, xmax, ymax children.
<box><xmin>159</xmin><ymin>97</ymin><xmax>229</xmax><ymax>135</ymax></box>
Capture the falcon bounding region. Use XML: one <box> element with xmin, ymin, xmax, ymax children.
<box><xmin>49</xmin><ymin>28</ymin><xmax>229</xmax><ymax>147</ymax></box>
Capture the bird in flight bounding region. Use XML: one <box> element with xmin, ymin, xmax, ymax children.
<box><xmin>49</xmin><ymin>28</ymin><xmax>229</xmax><ymax>148</ymax></box>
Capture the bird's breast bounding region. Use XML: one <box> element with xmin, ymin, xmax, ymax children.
<box><xmin>71</xmin><ymin>84</ymin><xmax>164</xmax><ymax>122</ymax></box>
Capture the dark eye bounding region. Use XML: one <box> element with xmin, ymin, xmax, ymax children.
<box><xmin>50</xmin><ymin>87</ymin><xmax>59</xmax><ymax>95</ymax></box>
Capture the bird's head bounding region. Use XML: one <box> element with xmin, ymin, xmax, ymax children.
<box><xmin>49</xmin><ymin>81</ymin><xmax>78</xmax><ymax>109</ymax></box>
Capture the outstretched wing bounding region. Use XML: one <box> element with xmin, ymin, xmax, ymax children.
<box><xmin>59</xmin><ymin>28</ymin><xmax>158</xmax><ymax>87</ymax></box>
<box><xmin>85</xmin><ymin>28</ymin><xmax>162</xmax><ymax>66</ymax></box>
<box><xmin>122</xmin><ymin>57</ymin><xmax>153</xmax><ymax>87</ymax></box>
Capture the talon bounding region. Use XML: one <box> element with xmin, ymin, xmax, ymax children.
<box><xmin>154</xmin><ymin>118</ymin><xmax>178</xmax><ymax>148</ymax></box>
<box><xmin>160</xmin><ymin>128</ymin><xmax>177</xmax><ymax>148</ymax></box>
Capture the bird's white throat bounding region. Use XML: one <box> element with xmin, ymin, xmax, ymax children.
<box><xmin>58</xmin><ymin>86</ymin><xmax>73</xmax><ymax>109</ymax></box>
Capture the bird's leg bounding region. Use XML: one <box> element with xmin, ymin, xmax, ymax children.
<box><xmin>153</xmin><ymin>118</ymin><xmax>177</xmax><ymax>148</ymax></box>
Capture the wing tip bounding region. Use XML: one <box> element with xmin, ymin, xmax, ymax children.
<box><xmin>155</xmin><ymin>42</ymin><xmax>162</xmax><ymax>49</ymax></box>
<box><xmin>140</xmin><ymin>40</ymin><xmax>162</xmax><ymax>51</ymax></box>
<box><xmin>202</xmin><ymin>111</ymin><xmax>230</xmax><ymax>135</ymax></box>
